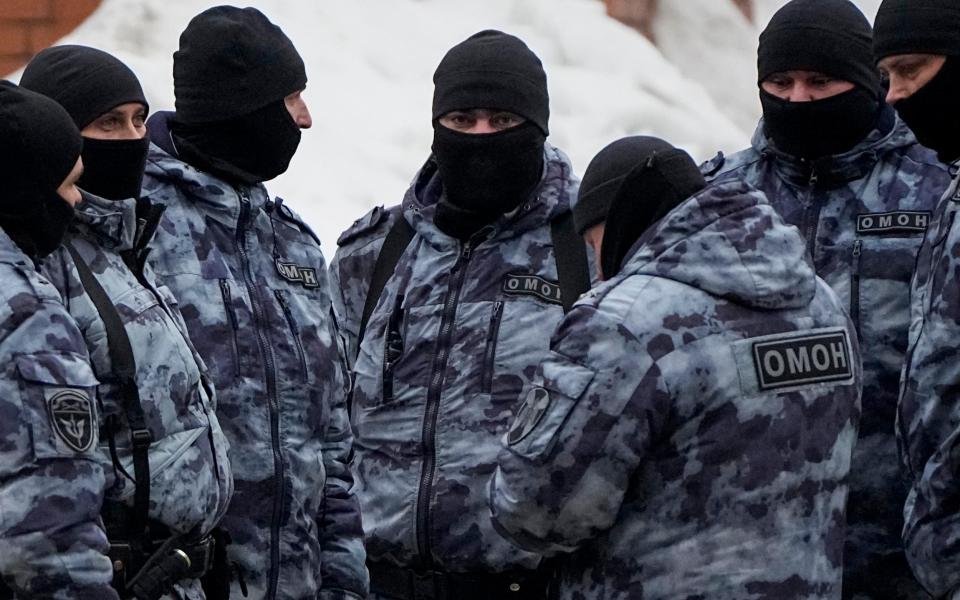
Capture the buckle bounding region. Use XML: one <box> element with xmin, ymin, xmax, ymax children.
<box><xmin>184</xmin><ymin>536</ymin><xmax>216</xmax><ymax>577</ymax></box>
<box><xmin>130</xmin><ymin>428</ymin><xmax>153</xmax><ymax>449</ymax></box>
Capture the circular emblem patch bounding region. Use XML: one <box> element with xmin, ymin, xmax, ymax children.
<box><xmin>507</xmin><ymin>387</ymin><xmax>552</xmax><ymax>446</ymax></box>
<box><xmin>49</xmin><ymin>389</ymin><xmax>95</xmax><ymax>453</ymax></box>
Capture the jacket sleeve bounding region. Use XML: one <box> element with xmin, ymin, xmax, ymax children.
<box><xmin>489</xmin><ymin>305</ymin><xmax>668</xmax><ymax>555</ymax></box>
<box><xmin>0</xmin><ymin>297</ymin><xmax>118</xmax><ymax>599</ymax></box>
<box><xmin>317</xmin><ymin>317</ymin><xmax>369</xmax><ymax>600</ymax></box>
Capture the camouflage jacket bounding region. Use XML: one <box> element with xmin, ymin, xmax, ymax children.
<box><xmin>330</xmin><ymin>144</ymin><xmax>580</xmax><ymax>573</ymax></box>
<box><xmin>0</xmin><ymin>228</ymin><xmax>117</xmax><ymax>598</ymax></box>
<box><xmin>705</xmin><ymin>110</ymin><xmax>949</xmax><ymax>596</ymax></box>
<box><xmin>491</xmin><ymin>180</ymin><xmax>863</xmax><ymax>600</ymax></box>
<box><xmin>141</xmin><ymin>112</ymin><xmax>367</xmax><ymax>600</ymax></box>
<box><xmin>897</xmin><ymin>169</ymin><xmax>960</xmax><ymax>597</ymax></box>
<box><xmin>42</xmin><ymin>192</ymin><xmax>233</xmax><ymax>580</ymax></box>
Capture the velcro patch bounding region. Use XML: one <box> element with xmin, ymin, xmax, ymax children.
<box><xmin>751</xmin><ymin>330</ymin><xmax>852</xmax><ymax>391</ymax></box>
<box><xmin>507</xmin><ymin>387</ymin><xmax>552</xmax><ymax>446</ymax></box>
<box><xmin>276</xmin><ymin>259</ymin><xmax>320</xmax><ymax>289</ymax></box>
<box><xmin>502</xmin><ymin>274</ymin><xmax>562</xmax><ymax>305</ymax></box>
<box><xmin>856</xmin><ymin>211</ymin><xmax>930</xmax><ymax>234</ymax></box>
<box><xmin>48</xmin><ymin>389</ymin><xmax>95</xmax><ymax>453</ymax></box>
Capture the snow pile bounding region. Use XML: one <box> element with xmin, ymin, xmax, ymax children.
<box><xmin>21</xmin><ymin>0</ymin><xmax>883</xmax><ymax>249</ymax></box>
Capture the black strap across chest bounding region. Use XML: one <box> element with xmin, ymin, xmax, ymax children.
<box><xmin>355</xmin><ymin>211</ymin><xmax>589</xmax><ymax>358</ymax></box>
<box><xmin>65</xmin><ymin>243</ymin><xmax>153</xmax><ymax>547</ymax></box>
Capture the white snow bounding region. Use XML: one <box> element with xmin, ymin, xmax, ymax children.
<box><xmin>14</xmin><ymin>0</ymin><xmax>884</xmax><ymax>250</ymax></box>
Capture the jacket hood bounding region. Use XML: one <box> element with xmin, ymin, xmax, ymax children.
<box><xmin>751</xmin><ymin>104</ymin><xmax>918</xmax><ymax>185</ymax></box>
<box><xmin>0</xmin><ymin>227</ymin><xmax>33</xmax><ymax>266</ymax></box>
<box><xmin>401</xmin><ymin>143</ymin><xmax>578</xmax><ymax>248</ymax></box>
<box><xmin>72</xmin><ymin>190</ymin><xmax>138</xmax><ymax>251</ymax></box>
<box><xmin>620</xmin><ymin>179</ymin><xmax>815</xmax><ymax>310</ymax></box>
<box><xmin>143</xmin><ymin>111</ymin><xmax>268</xmax><ymax>215</ymax></box>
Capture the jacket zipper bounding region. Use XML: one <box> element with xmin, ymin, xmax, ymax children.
<box><xmin>850</xmin><ymin>240</ymin><xmax>863</xmax><ymax>334</ymax></box>
<box><xmin>237</xmin><ymin>191</ymin><xmax>285</xmax><ymax>599</ymax></box>
<box><xmin>481</xmin><ymin>301</ymin><xmax>505</xmax><ymax>394</ymax></box>
<box><xmin>802</xmin><ymin>168</ymin><xmax>821</xmax><ymax>260</ymax></box>
<box><xmin>219</xmin><ymin>279</ymin><xmax>242</xmax><ymax>376</ymax></box>
<box><xmin>416</xmin><ymin>241</ymin><xmax>474</xmax><ymax>567</ymax></box>
<box><xmin>274</xmin><ymin>289</ymin><xmax>308</xmax><ymax>382</ymax></box>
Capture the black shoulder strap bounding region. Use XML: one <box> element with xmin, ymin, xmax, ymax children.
<box><xmin>357</xmin><ymin>217</ymin><xmax>415</xmax><ymax>354</ymax></box>
<box><xmin>65</xmin><ymin>243</ymin><xmax>153</xmax><ymax>543</ymax></box>
<box><xmin>550</xmin><ymin>211</ymin><xmax>591</xmax><ymax>313</ymax></box>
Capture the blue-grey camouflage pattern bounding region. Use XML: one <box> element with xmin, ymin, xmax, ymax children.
<box><xmin>0</xmin><ymin>227</ymin><xmax>118</xmax><ymax>598</ymax></box>
<box><xmin>141</xmin><ymin>120</ymin><xmax>367</xmax><ymax>600</ymax></box>
<box><xmin>706</xmin><ymin>113</ymin><xmax>950</xmax><ymax>598</ymax></box>
<box><xmin>491</xmin><ymin>179</ymin><xmax>863</xmax><ymax>600</ymax></box>
<box><xmin>896</xmin><ymin>169</ymin><xmax>960</xmax><ymax>598</ymax></box>
<box><xmin>41</xmin><ymin>191</ymin><xmax>234</xmax><ymax>599</ymax></box>
<box><xmin>330</xmin><ymin>144</ymin><xmax>580</xmax><ymax>575</ymax></box>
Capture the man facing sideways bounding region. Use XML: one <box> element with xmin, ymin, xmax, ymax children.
<box><xmin>141</xmin><ymin>6</ymin><xmax>367</xmax><ymax>599</ymax></box>
<box><xmin>873</xmin><ymin>1</ymin><xmax>960</xmax><ymax>597</ymax></box>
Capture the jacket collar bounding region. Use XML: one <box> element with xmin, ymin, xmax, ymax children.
<box><xmin>751</xmin><ymin>104</ymin><xmax>911</xmax><ymax>187</ymax></box>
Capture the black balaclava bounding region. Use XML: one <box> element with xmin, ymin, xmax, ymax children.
<box><xmin>431</xmin><ymin>30</ymin><xmax>549</xmax><ymax>240</ymax></box>
<box><xmin>20</xmin><ymin>45</ymin><xmax>150</xmax><ymax>201</ymax></box>
<box><xmin>0</xmin><ymin>81</ymin><xmax>82</xmax><ymax>260</ymax></box>
<box><xmin>172</xmin><ymin>99</ymin><xmax>301</xmax><ymax>185</ymax></box>
<box><xmin>588</xmin><ymin>137</ymin><xmax>705</xmax><ymax>280</ymax></box>
<box><xmin>757</xmin><ymin>0</ymin><xmax>882</xmax><ymax>160</ymax></box>
<box><xmin>875</xmin><ymin>0</ymin><xmax>960</xmax><ymax>163</ymax></box>
<box><xmin>171</xmin><ymin>6</ymin><xmax>307</xmax><ymax>184</ymax></box>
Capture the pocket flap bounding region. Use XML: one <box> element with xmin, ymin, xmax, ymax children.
<box><xmin>16</xmin><ymin>352</ymin><xmax>99</xmax><ymax>387</ymax></box>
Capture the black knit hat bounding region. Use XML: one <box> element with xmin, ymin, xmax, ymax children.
<box><xmin>0</xmin><ymin>81</ymin><xmax>82</xmax><ymax>205</ymax></box>
<box><xmin>174</xmin><ymin>6</ymin><xmax>306</xmax><ymax>124</ymax></box>
<box><xmin>874</xmin><ymin>0</ymin><xmax>960</xmax><ymax>61</ymax></box>
<box><xmin>596</xmin><ymin>138</ymin><xmax>706</xmax><ymax>278</ymax></box>
<box><xmin>758</xmin><ymin>0</ymin><xmax>880</xmax><ymax>94</ymax></box>
<box><xmin>574</xmin><ymin>136</ymin><xmax>674</xmax><ymax>235</ymax></box>
<box><xmin>433</xmin><ymin>30</ymin><xmax>549</xmax><ymax>135</ymax></box>
<box><xmin>20</xmin><ymin>45</ymin><xmax>148</xmax><ymax>130</ymax></box>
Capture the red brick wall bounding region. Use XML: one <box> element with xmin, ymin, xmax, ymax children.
<box><xmin>0</xmin><ymin>0</ymin><xmax>101</xmax><ymax>77</ymax></box>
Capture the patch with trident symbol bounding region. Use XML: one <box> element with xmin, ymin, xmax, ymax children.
<box><xmin>48</xmin><ymin>389</ymin><xmax>95</xmax><ymax>453</ymax></box>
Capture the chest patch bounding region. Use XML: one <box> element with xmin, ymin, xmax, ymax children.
<box><xmin>856</xmin><ymin>211</ymin><xmax>930</xmax><ymax>234</ymax></box>
<box><xmin>49</xmin><ymin>389</ymin><xmax>95</xmax><ymax>453</ymax></box>
<box><xmin>752</xmin><ymin>330</ymin><xmax>852</xmax><ymax>391</ymax></box>
<box><xmin>502</xmin><ymin>274</ymin><xmax>562</xmax><ymax>305</ymax></box>
<box><xmin>275</xmin><ymin>258</ymin><xmax>320</xmax><ymax>289</ymax></box>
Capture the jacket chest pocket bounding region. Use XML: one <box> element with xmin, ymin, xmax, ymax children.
<box><xmin>272</xmin><ymin>287</ymin><xmax>335</xmax><ymax>386</ymax></box>
<box><xmin>16</xmin><ymin>351</ymin><xmax>101</xmax><ymax>460</ymax></box>
<box><xmin>849</xmin><ymin>235</ymin><xmax>923</xmax><ymax>337</ymax></box>
<box><xmin>484</xmin><ymin>298</ymin><xmax>564</xmax><ymax>403</ymax></box>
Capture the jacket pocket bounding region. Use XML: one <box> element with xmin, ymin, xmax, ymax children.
<box><xmin>382</xmin><ymin>295</ymin><xmax>405</xmax><ymax>404</ymax></box>
<box><xmin>219</xmin><ymin>278</ymin><xmax>242</xmax><ymax>376</ymax></box>
<box><xmin>481</xmin><ymin>301</ymin><xmax>505</xmax><ymax>394</ymax></box>
<box><xmin>275</xmin><ymin>289</ymin><xmax>309</xmax><ymax>382</ymax></box>
<box><xmin>16</xmin><ymin>351</ymin><xmax>100</xmax><ymax>459</ymax></box>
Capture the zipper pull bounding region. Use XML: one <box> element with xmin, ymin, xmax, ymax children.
<box><xmin>808</xmin><ymin>167</ymin><xmax>818</xmax><ymax>187</ymax></box>
<box><xmin>853</xmin><ymin>239</ymin><xmax>862</xmax><ymax>257</ymax></box>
